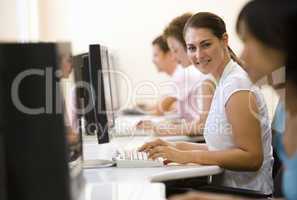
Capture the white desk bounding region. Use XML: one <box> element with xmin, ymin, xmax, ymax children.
<box><xmin>78</xmin><ymin>181</ymin><xmax>166</xmax><ymax>200</ymax></box>
<box><xmin>111</xmin><ymin>114</ymin><xmax>205</xmax><ymax>142</ymax></box>
<box><xmin>79</xmin><ymin>136</ymin><xmax>223</xmax><ymax>200</ymax></box>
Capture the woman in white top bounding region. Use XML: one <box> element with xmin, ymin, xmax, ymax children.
<box><xmin>137</xmin><ymin>13</ymin><xmax>216</xmax><ymax>136</ymax></box>
<box><xmin>139</xmin><ymin>12</ymin><xmax>273</xmax><ymax>194</ymax></box>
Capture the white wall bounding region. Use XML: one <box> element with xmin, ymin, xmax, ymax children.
<box><xmin>2</xmin><ymin>0</ymin><xmax>260</xmax><ymax>107</ymax></box>
<box><xmin>65</xmin><ymin>0</ymin><xmax>249</xmax><ymax>106</ymax></box>
<box><xmin>0</xmin><ymin>0</ymin><xmax>39</xmax><ymax>41</ymax></box>
<box><xmin>0</xmin><ymin>0</ymin><xmax>19</xmax><ymax>41</ymax></box>
<box><xmin>0</xmin><ymin>0</ymin><xmax>280</xmax><ymax>117</ymax></box>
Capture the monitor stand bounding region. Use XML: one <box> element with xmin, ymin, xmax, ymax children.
<box><xmin>82</xmin><ymin>140</ymin><xmax>116</xmax><ymax>169</ymax></box>
<box><xmin>83</xmin><ymin>159</ymin><xmax>115</xmax><ymax>169</ymax></box>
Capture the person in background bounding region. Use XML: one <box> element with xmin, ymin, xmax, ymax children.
<box><xmin>140</xmin><ymin>12</ymin><xmax>273</xmax><ymax>195</ymax></box>
<box><xmin>169</xmin><ymin>0</ymin><xmax>297</xmax><ymax>199</ymax></box>
<box><xmin>137</xmin><ymin>13</ymin><xmax>216</xmax><ymax>136</ymax></box>
<box><xmin>136</xmin><ymin>35</ymin><xmax>179</xmax><ymax>115</ymax></box>
<box><xmin>60</xmin><ymin>55</ymin><xmax>80</xmax><ymax>151</ymax></box>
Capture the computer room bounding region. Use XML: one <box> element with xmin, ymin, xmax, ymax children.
<box><xmin>1</xmin><ymin>0</ymin><xmax>296</xmax><ymax>200</ymax></box>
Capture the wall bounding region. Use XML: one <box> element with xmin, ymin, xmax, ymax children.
<box><xmin>0</xmin><ymin>0</ymin><xmax>39</xmax><ymax>42</ymax></box>
<box><xmin>0</xmin><ymin>0</ymin><xmax>19</xmax><ymax>41</ymax></box>
<box><xmin>1</xmin><ymin>0</ymin><xmax>250</xmax><ymax>106</ymax></box>
<box><xmin>35</xmin><ymin>0</ymin><xmax>247</xmax><ymax>106</ymax></box>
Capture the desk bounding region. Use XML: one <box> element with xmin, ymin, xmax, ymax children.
<box><xmin>79</xmin><ymin>181</ymin><xmax>166</xmax><ymax>200</ymax></box>
<box><xmin>111</xmin><ymin>114</ymin><xmax>205</xmax><ymax>142</ymax></box>
<box><xmin>79</xmin><ymin>136</ymin><xmax>223</xmax><ymax>200</ymax></box>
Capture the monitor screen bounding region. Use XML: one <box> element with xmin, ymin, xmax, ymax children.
<box><xmin>88</xmin><ymin>44</ymin><xmax>110</xmax><ymax>144</ymax></box>
<box><xmin>72</xmin><ymin>52</ymin><xmax>98</xmax><ymax>136</ymax></box>
<box><xmin>100</xmin><ymin>46</ymin><xmax>116</xmax><ymax>128</ymax></box>
<box><xmin>72</xmin><ymin>45</ymin><xmax>111</xmax><ymax>144</ymax></box>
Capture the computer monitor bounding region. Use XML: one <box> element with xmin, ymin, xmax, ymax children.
<box><xmin>105</xmin><ymin>48</ymin><xmax>122</xmax><ymax>116</ymax></box>
<box><xmin>72</xmin><ymin>52</ymin><xmax>98</xmax><ymax>136</ymax></box>
<box><xmin>98</xmin><ymin>45</ymin><xmax>117</xmax><ymax>127</ymax></box>
<box><xmin>72</xmin><ymin>45</ymin><xmax>111</xmax><ymax>144</ymax></box>
<box><xmin>0</xmin><ymin>42</ymin><xmax>84</xmax><ymax>200</ymax></box>
<box><xmin>88</xmin><ymin>44</ymin><xmax>110</xmax><ymax>144</ymax></box>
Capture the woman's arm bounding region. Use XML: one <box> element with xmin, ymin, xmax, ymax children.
<box><xmin>175</xmin><ymin>142</ymin><xmax>208</xmax><ymax>151</ymax></box>
<box><xmin>153</xmin><ymin>79</ymin><xmax>216</xmax><ymax>136</ymax></box>
<box><xmin>169</xmin><ymin>191</ymin><xmax>283</xmax><ymax>200</ymax></box>
<box><xmin>147</xmin><ymin>91</ymin><xmax>264</xmax><ymax>171</ymax></box>
<box><xmin>152</xmin><ymin>96</ymin><xmax>177</xmax><ymax>115</ymax></box>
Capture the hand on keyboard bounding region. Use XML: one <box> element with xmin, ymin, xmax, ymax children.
<box><xmin>138</xmin><ymin>138</ymin><xmax>187</xmax><ymax>164</ymax></box>
<box><xmin>114</xmin><ymin>149</ymin><xmax>164</xmax><ymax>168</ymax></box>
<box><xmin>136</xmin><ymin>120</ymin><xmax>155</xmax><ymax>130</ymax></box>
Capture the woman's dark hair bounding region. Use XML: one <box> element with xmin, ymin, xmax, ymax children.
<box><xmin>152</xmin><ymin>35</ymin><xmax>170</xmax><ymax>53</ymax></box>
<box><xmin>236</xmin><ymin>0</ymin><xmax>287</xmax><ymax>52</ymax></box>
<box><xmin>184</xmin><ymin>12</ymin><xmax>243</xmax><ymax>66</ymax></box>
<box><xmin>236</xmin><ymin>0</ymin><xmax>297</xmax><ymax>87</ymax></box>
<box><xmin>163</xmin><ymin>13</ymin><xmax>193</xmax><ymax>50</ymax></box>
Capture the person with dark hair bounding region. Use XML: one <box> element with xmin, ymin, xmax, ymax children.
<box><xmin>137</xmin><ymin>35</ymin><xmax>179</xmax><ymax>115</ymax></box>
<box><xmin>140</xmin><ymin>11</ymin><xmax>273</xmax><ymax>194</ymax></box>
<box><xmin>163</xmin><ymin>13</ymin><xmax>193</xmax><ymax>67</ymax></box>
<box><xmin>137</xmin><ymin>13</ymin><xmax>216</xmax><ymax>136</ymax></box>
<box><xmin>236</xmin><ymin>1</ymin><xmax>297</xmax><ymax>200</ymax></box>
<box><xmin>152</xmin><ymin>35</ymin><xmax>177</xmax><ymax>76</ymax></box>
<box><xmin>168</xmin><ymin>1</ymin><xmax>297</xmax><ymax>200</ymax></box>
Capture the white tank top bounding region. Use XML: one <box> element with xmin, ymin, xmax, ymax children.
<box><xmin>203</xmin><ymin>60</ymin><xmax>273</xmax><ymax>194</ymax></box>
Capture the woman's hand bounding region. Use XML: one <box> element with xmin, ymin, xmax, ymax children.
<box><xmin>138</xmin><ymin>138</ymin><xmax>173</xmax><ymax>152</ymax></box>
<box><xmin>139</xmin><ymin>138</ymin><xmax>189</xmax><ymax>164</ymax></box>
<box><xmin>136</xmin><ymin>120</ymin><xmax>155</xmax><ymax>130</ymax></box>
<box><xmin>136</xmin><ymin>120</ymin><xmax>180</xmax><ymax>136</ymax></box>
<box><xmin>148</xmin><ymin>145</ymin><xmax>189</xmax><ymax>163</ymax></box>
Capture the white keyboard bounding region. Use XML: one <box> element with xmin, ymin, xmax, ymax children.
<box><xmin>114</xmin><ymin>149</ymin><xmax>164</xmax><ymax>168</ymax></box>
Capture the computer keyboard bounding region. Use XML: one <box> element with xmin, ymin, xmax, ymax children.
<box><xmin>114</xmin><ymin>149</ymin><xmax>164</xmax><ymax>168</ymax></box>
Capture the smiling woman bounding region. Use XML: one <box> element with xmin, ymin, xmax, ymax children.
<box><xmin>140</xmin><ymin>12</ymin><xmax>273</xmax><ymax>195</ymax></box>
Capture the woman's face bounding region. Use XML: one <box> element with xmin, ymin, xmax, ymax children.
<box><xmin>185</xmin><ymin>27</ymin><xmax>228</xmax><ymax>75</ymax></box>
<box><xmin>166</xmin><ymin>36</ymin><xmax>191</xmax><ymax>67</ymax></box>
<box><xmin>238</xmin><ymin>20</ymin><xmax>286</xmax><ymax>83</ymax></box>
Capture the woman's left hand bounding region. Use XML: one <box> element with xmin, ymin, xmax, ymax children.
<box><xmin>147</xmin><ymin>145</ymin><xmax>188</xmax><ymax>164</ymax></box>
<box><xmin>136</xmin><ymin>120</ymin><xmax>155</xmax><ymax>130</ymax></box>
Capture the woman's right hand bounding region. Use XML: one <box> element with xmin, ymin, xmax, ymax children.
<box><xmin>138</xmin><ymin>138</ymin><xmax>174</xmax><ymax>152</ymax></box>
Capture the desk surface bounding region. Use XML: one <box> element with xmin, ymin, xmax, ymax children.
<box><xmin>83</xmin><ymin>164</ymin><xmax>222</xmax><ymax>183</ymax></box>
<box><xmin>83</xmin><ymin>136</ymin><xmax>222</xmax><ymax>182</ymax></box>
<box><xmin>80</xmin><ymin>164</ymin><xmax>222</xmax><ymax>200</ymax></box>
<box><xmin>79</xmin><ymin>116</ymin><xmax>222</xmax><ymax>200</ymax></box>
<box><xmin>79</xmin><ymin>182</ymin><xmax>166</xmax><ymax>200</ymax></box>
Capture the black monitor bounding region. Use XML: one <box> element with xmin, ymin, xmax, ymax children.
<box><xmin>72</xmin><ymin>45</ymin><xmax>111</xmax><ymax>144</ymax></box>
<box><xmin>88</xmin><ymin>44</ymin><xmax>110</xmax><ymax>144</ymax></box>
<box><xmin>72</xmin><ymin>52</ymin><xmax>97</xmax><ymax>136</ymax></box>
<box><xmin>105</xmin><ymin>50</ymin><xmax>121</xmax><ymax>114</ymax></box>
<box><xmin>0</xmin><ymin>42</ymin><xmax>84</xmax><ymax>200</ymax></box>
<box><xmin>98</xmin><ymin>45</ymin><xmax>116</xmax><ymax>128</ymax></box>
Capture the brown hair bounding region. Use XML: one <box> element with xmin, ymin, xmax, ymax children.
<box><xmin>152</xmin><ymin>35</ymin><xmax>170</xmax><ymax>53</ymax></box>
<box><xmin>163</xmin><ymin>13</ymin><xmax>193</xmax><ymax>50</ymax></box>
<box><xmin>184</xmin><ymin>12</ymin><xmax>244</xmax><ymax>66</ymax></box>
